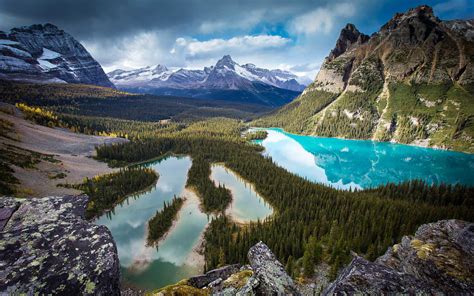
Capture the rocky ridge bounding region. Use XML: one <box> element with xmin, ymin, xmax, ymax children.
<box><xmin>157</xmin><ymin>220</ymin><xmax>473</xmax><ymax>295</ymax></box>
<box><xmin>324</xmin><ymin>219</ymin><xmax>474</xmax><ymax>294</ymax></box>
<box><xmin>0</xmin><ymin>24</ymin><xmax>114</xmax><ymax>87</ymax></box>
<box><xmin>0</xmin><ymin>194</ymin><xmax>120</xmax><ymax>295</ymax></box>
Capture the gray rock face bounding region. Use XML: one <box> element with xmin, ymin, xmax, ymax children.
<box><xmin>0</xmin><ymin>197</ymin><xmax>19</xmax><ymax>231</ymax></box>
<box><xmin>324</xmin><ymin>219</ymin><xmax>474</xmax><ymax>295</ymax></box>
<box><xmin>323</xmin><ymin>255</ymin><xmax>435</xmax><ymax>295</ymax></box>
<box><xmin>188</xmin><ymin>264</ymin><xmax>241</xmax><ymax>288</ymax></box>
<box><xmin>328</xmin><ymin>23</ymin><xmax>369</xmax><ymax>61</ymax></box>
<box><xmin>0</xmin><ymin>23</ymin><xmax>114</xmax><ymax>87</ymax></box>
<box><xmin>244</xmin><ymin>241</ymin><xmax>300</xmax><ymax>295</ymax></box>
<box><xmin>377</xmin><ymin>219</ymin><xmax>474</xmax><ymax>294</ymax></box>
<box><xmin>0</xmin><ymin>195</ymin><xmax>120</xmax><ymax>295</ymax></box>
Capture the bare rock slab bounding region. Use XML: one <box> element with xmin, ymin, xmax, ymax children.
<box><xmin>324</xmin><ymin>219</ymin><xmax>474</xmax><ymax>295</ymax></box>
<box><xmin>0</xmin><ymin>195</ymin><xmax>120</xmax><ymax>295</ymax></box>
<box><xmin>246</xmin><ymin>241</ymin><xmax>300</xmax><ymax>295</ymax></box>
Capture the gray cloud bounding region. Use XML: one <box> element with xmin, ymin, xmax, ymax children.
<box><xmin>0</xmin><ymin>0</ymin><xmax>470</xmax><ymax>76</ymax></box>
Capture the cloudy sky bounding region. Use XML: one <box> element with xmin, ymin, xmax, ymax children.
<box><xmin>0</xmin><ymin>0</ymin><xmax>472</xmax><ymax>79</ymax></box>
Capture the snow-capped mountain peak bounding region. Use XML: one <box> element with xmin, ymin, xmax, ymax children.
<box><xmin>0</xmin><ymin>23</ymin><xmax>113</xmax><ymax>87</ymax></box>
<box><xmin>215</xmin><ymin>55</ymin><xmax>237</xmax><ymax>69</ymax></box>
<box><xmin>108</xmin><ymin>55</ymin><xmax>307</xmax><ymax>92</ymax></box>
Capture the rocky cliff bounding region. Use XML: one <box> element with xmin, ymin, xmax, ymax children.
<box><xmin>154</xmin><ymin>220</ymin><xmax>473</xmax><ymax>295</ymax></box>
<box><xmin>256</xmin><ymin>5</ymin><xmax>474</xmax><ymax>152</ymax></box>
<box><xmin>324</xmin><ymin>219</ymin><xmax>474</xmax><ymax>294</ymax></box>
<box><xmin>0</xmin><ymin>24</ymin><xmax>114</xmax><ymax>87</ymax></box>
<box><xmin>0</xmin><ymin>195</ymin><xmax>120</xmax><ymax>295</ymax></box>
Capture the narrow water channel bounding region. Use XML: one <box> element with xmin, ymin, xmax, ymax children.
<box><xmin>210</xmin><ymin>164</ymin><xmax>272</xmax><ymax>223</ymax></box>
<box><xmin>96</xmin><ymin>156</ymin><xmax>273</xmax><ymax>290</ymax></box>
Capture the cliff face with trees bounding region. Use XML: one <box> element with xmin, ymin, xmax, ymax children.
<box><xmin>254</xmin><ymin>5</ymin><xmax>474</xmax><ymax>152</ymax></box>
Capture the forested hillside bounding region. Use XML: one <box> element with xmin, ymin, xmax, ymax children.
<box><xmin>91</xmin><ymin>117</ymin><xmax>473</xmax><ymax>277</ymax></box>
<box><xmin>254</xmin><ymin>6</ymin><xmax>474</xmax><ymax>153</ymax></box>
<box><xmin>0</xmin><ymin>81</ymin><xmax>271</xmax><ymax>123</ymax></box>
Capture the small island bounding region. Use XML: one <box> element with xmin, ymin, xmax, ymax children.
<box><xmin>147</xmin><ymin>196</ymin><xmax>185</xmax><ymax>246</ymax></box>
<box><xmin>71</xmin><ymin>167</ymin><xmax>158</xmax><ymax>219</ymax></box>
<box><xmin>245</xmin><ymin>130</ymin><xmax>268</xmax><ymax>141</ymax></box>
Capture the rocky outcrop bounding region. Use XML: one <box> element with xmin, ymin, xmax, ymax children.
<box><xmin>324</xmin><ymin>219</ymin><xmax>474</xmax><ymax>294</ymax></box>
<box><xmin>243</xmin><ymin>241</ymin><xmax>300</xmax><ymax>295</ymax></box>
<box><xmin>321</xmin><ymin>5</ymin><xmax>473</xmax><ymax>89</ymax></box>
<box><xmin>157</xmin><ymin>220</ymin><xmax>473</xmax><ymax>295</ymax></box>
<box><xmin>328</xmin><ymin>24</ymin><xmax>369</xmax><ymax>62</ymax></box>
<box><xmin>0</xmin><ymin>195</ymin><xmax>120</xmax><ymax>295</ymax></box>
<box><xmin>188</xmin><ymin>264</ymin><xmax>241</xmax><ymax>288</ymax></box>
<box><xmin>0</xmin><ymin>197</ymin><xmax>19</xmax><ymax>231</ymax></box>
<box><xmin>0</xmin><ymin>23</ymin><xmax>114</xmax><ymax>87</ymax></box>
<box><xmin>184</xmin><ymin>242</ymin><xmax>300</xmax><ymax>295</ymax></box>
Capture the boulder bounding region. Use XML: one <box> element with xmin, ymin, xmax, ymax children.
<box><xmin>324</xmin><ymin>219</ymin><xmax>474</xmax><ymax>294</ymax></box>
<box><xmin>244</xmin><ymin>241</ymin><xmax>300</xmax><ymax>295</ymax></box>
<box><xmin>0</xmin><ymin>197</ymin><xmax>19</xmax><ymax>231</ymax></box>
<box><xmin>188</xmin><ymin>264</ymin><xmax>241</xmax><ymax>288</ymax></box>
<box><xmin>323</xmin><ymin>255</ymin><xmax>435</xmax><ymax>295</ymax></box>
<box><xmin>0</xmin><ymin>195</ymin><xmax>120</xmax><ymax>295</ymax></box>
<box><xmin>377</xmin><ymin>219</ymin><xmax>474</xmax><ymax>294</ymax></box>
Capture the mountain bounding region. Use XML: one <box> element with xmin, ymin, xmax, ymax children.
<box><xmin>0</xmin><ymin>24</ymin><xmax>113</xmax><ymax>88</ymax></box>
<box><xmin>255</xmin><ymin>5</ymin><xmax>474</xmax><ymax>152</ymax></box>
<box><xmin>108</xmin><ymin>55</ymin><xmax>306</xmax><ymax>106</ymax></box>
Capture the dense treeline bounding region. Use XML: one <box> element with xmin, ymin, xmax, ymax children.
<box><xmin>70</xmin><ymin>167</ymin><xmax>158</xmax><ymax>219</ymax></box>
<box><xmin>147</xmin><ymin>196</ymin><xmax>185</xmax><ymax>246</ymax></box>
<box><xmin>313</xmin><ymin>89</ymin><xmax>381</xmax><ymax>139</ymax></box>
<box><xmin>187</xmin><ymin>157</ymin><xmax>232</xmax><ymax>213</ymax></box>
<box><xmin>1</xmin><ymin>81</ymin><xmax>268</xmax><ymax>123</ymax></box>
<box><xmin>368</xmin><ymin>179</ymin><xmax>474</xmax><ymax>207</ymax></box>
<box><xmin>253</xmin><ymin>90</ymin><xmax>338</xmax><ymax>133</ymax></box>
<box><xmin>244</xmin><ymin>130</ymin><xmax>268</xmax><ymax>141</ymax></box>
<box><xmin>16</xmin><ymin>103</ymin><xmax>180</xmax><ymax>140</ymax></box>
<box><xmin>94</xmin><ymin>119</ymin><xmax>473</xmax><ymax>276</ymax></box>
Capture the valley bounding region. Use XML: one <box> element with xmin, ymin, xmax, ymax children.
<box><xmin>0</xmin><ymin>3</ymin><xmax>473</xmax><ymax>295</ymax></box>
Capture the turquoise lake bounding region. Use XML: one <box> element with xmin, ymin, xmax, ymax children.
<box><xmin>96</xmin><ymin>156</ymin><xmax>272</xmax><ymax>290</ymax></box>
<box><xmin>254</xmin><ymin>128</ymin><xmax>474</xmax><ymax>189</ymax></box>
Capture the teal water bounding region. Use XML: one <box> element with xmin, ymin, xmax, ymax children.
<box><xmin>96</xmin><ymin>156</ymin><xmax>272</xmax><ymax>290</ymax></box>
<box><xmin>210</xmin><ymin>165</ymin><xmax>272</xmax><ymax>222</ymax></box>
<box><xmin>96</xmin><ymin>156</ymin><xmax>208</xmax><ymax>290</ymax></box>
<box><xmin>254</xmin><ymin>128</ymin><xmax>474</xmax><ymax>189</ymax></box>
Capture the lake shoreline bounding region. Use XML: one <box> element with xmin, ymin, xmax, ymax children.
<box><xmin>250</xmin><ymin>127</ymin><xmax>473</xmax><ymax>155</ymax></box>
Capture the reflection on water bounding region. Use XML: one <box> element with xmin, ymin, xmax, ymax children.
<box><xmin>210</xmin><ymin>165</ymin><xmax>273</xmax><ymax>222</ymax></box>
<box><xmin>95</xmin><ymin>156</ymin><xmax>274</xmax><ymax>290</ymax></box>
<box><xmin>96</xmin><ymin>156</ymin><xmax>209</xmax><ymax>290</ymax></box>
<box><xmin>255</xmin><ymin>128</ymin><xmax>474</xmax><ymax>189</ymax></box>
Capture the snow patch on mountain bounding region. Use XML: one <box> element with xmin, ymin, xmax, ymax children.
<box><xmin>108</xmin><ymin>55</ymin><xmax>307</xmax><ymax>92</ymax></box>
<box><xmin>0</xmin><ymin>24</ymin><xmax>113</xmax><ymax>87</ymax></box>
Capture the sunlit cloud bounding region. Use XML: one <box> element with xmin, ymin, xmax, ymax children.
<box><xmin>290</xmin><ymin>2</ymin><xmax>356</xmax><ymax>35</ymax></box>
<box><xmin>171</xmin><ymin>35</ymin><xmax>291</xmax><ymax>58</ymax></box>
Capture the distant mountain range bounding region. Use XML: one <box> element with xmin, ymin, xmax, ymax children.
<box><xmin>0</xmin><ymin>23</ymin><xmax>305</xmax><ymax>107</ymax></box>
<box><xmin>108</xmin><ymin>55</ymin><xmax>307</xmax><ymax>106</ymax></box>
<box><xmin>0</xmin><ymin>24</ymin><xmax>113</xmax><ymax>87</ymax></box>
<box><xmin>256</xmin><ymin>5</ymin><xmax>474</xmax><ymax>152</ymax></box>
